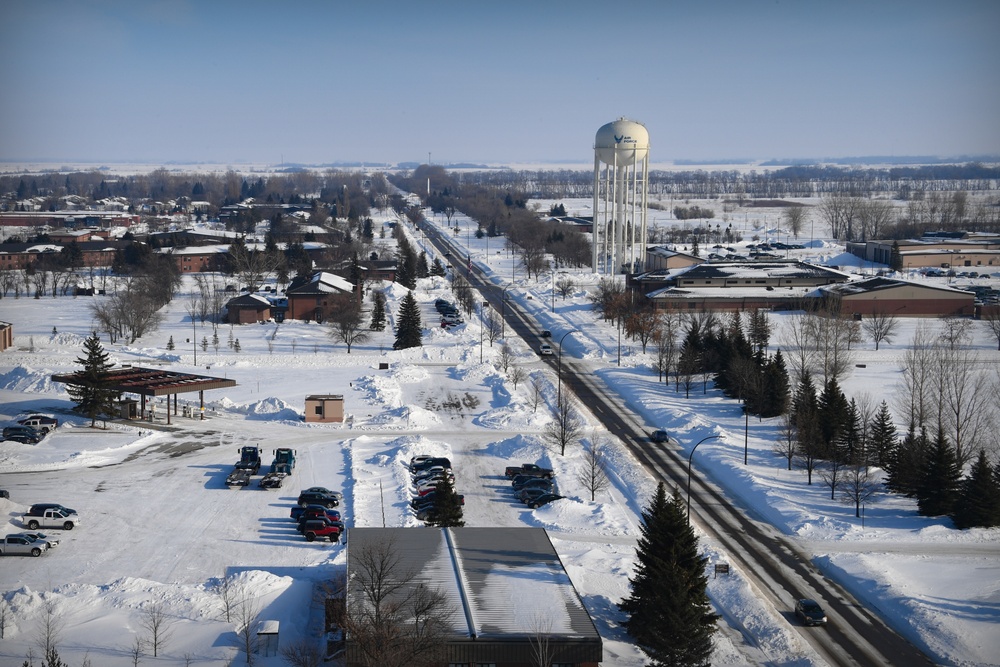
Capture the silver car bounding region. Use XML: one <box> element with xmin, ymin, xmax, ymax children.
<box><xmin>1</xmin><ymin>534</ymin><xmax>50</xmax><ymax>557</ymax></box>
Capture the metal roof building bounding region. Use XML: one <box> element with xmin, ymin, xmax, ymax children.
<box><xmin>345</xmin><ymin>526</ymin><xmax>602</xmax><ymax>667</ymax></box>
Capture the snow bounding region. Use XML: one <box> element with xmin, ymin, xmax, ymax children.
<box><xmin>0</xmin><ymin>196</ymin><xmax>998</xmax><ymax>667</ymax></box>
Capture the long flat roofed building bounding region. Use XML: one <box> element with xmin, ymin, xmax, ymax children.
<box><xmin>345</xmin><ymin>526</ymin><xmax>602</xmax><ymax>667</ymax></box>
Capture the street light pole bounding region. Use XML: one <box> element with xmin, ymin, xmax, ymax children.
<box><xmin>557</xmin><ymin>329</ymin><xmax>574</xmax><ymax>406</ymax></box>
<box><xmin>687</xmin><ymin>435</ymin><xmax>721</xmax><ymax>524</ymax></box>
<box><xmin>500</xmin><ymin>284</ymin><xmax>513</xmax><ymax>340</ymax></box>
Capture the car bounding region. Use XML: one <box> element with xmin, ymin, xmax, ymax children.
<box><xmin>3</xmin><ymin>425</ymin><xmax>43</xmax><ymax>444</ymax></box>
<box><xmin>296</xmin><ymin>508</ymin><xmax>342</xmax><ymax>526</ymax></box>
<box><xmin>513</xmin><ymin>477</ymin><xmax>554</xmax><ymax>493</ymax></box>
<box><xmin>412</xmin><ymin>466</ymin><xmax>453</xmax><ymax>483</ymax></box>
<box><xmin>297</xmin><ymin>489</ymin><xmax>341</xmax><ymax>508</ymax></box>
<box><xmin>19</xmin><ymin>532</ymin><xmax>59</xmax><ymax>548</ymax></box>
<box><xmin>0</xmin><ymin>489</ymin><xmax>9</xmax><ymax>499</ymax></box>
<box><xmin>538</xmin><ymin>343</ymin><xmax>554</xmax><ymax>356</ymax></box>
<box><xmin>411</xmin><ymin>493</ymin><xmax>464</xmax><ymax>509</ymax></box>
<box><xmin>17</xmin><ymin>416</ymin><xmax>58</xmax><ymax>433</ymax></box>
<box><xmin>28</xmin><ymin>503</ymin><xmax>77</xmax><ymax>516</ymax></box>
<box><xmin>650</xmin><ymin>429</ymin><xmax>670</xmax><ymax>443</ymax></box>
<box><xmin>540</xmin><ymin>330</ymin><xmax>552</xmax><ymax>338</ymax></box>
<box><xmin>290</xmin><ymin>504</ymin><xmax>342</xmax><ymax>521</ymax></box>
<box><xmin>441</xmin><ymin>313</ymin><xmax>464</xmax><ymax>324</ymax></box>
<box><xmin>525</xmin><ymin>493</ymin><xmax>564</xmax><ymax>509</ymax></box>
<box><xmin>795</xmin><ymin>599</ymin><xmax>827</xmax><ymax>626</ymax></box>
<box><xmin>0</xmin><ymin>534</ymin><xmax>49</xmax><ymax>557</ymax></box>
<box><xmin>301</xmin><ymin>519</ymin><xmax>343</xmax><ymax>542</ymax></box>
<box><xmin>410</xmin><ymin>457</ymin><xmax>451</xmax><ymax>473</ymax></box>
<box><xmin>517</xmin><ymin>487</ymin><xmax>551</xmax><ymax>504</ymax></box>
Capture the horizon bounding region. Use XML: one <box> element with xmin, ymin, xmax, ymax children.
<box><xmin>2</xmin><ymin>1</ymin><xmax>999</xmax><ymax>165</ymax></box>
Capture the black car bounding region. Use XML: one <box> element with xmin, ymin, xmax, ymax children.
<box><xmin>27</xmin><ymin>503</ymin><xmax>77</xmax><ymax>517</ymax></box>
<box><xmin>650</xmin><ymin>429</ymin><xmax>669</xmax><ymax>443</ymax></box>
<box><xmin>794</xmin><ymin>599</ymin><xmax>827</xmax><ymax>626</ymax></box>
<box><xmin>297</xmin><ymin>491</ymin><xmax>340</xmax><ymax>508</ymax></box>
<box><xmin>297</xmin><ymin>516</ymin><xmax>344</xmax><ymax>534</ymax></box>
<box><xmin>409</xmin><ymin>457</ymin><xmax>451</xmax><ymax>473</ymax></box>
<box><xmin>3</xmin><ymin>425</ymin><xmax>43</xmax><ymax>444</ymax></box>
<box><xmin>513</xmin><ymin>477</ymin><xmax>554</xmax><ymax>493</ymax></box>
<box><xmin>525</xmin><ymin>493</ymin><xmax>564</xmax><ymax>509</ymax></box>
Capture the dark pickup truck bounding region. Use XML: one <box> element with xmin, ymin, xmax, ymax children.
<box><xmin>504</xmin><ymin>463</ymin><xmax>554</xmax><ymax>480</ymax></box>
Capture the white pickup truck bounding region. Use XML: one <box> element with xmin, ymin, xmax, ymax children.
<box><xmin>0</xmin><ymin>534</ymin><xmax>50</xmax><ymax>557</ymax></box>
<box><xmin>23</xmin><ymin>508</ymin><xmax>80</xmax><ymax>531</ymax></box>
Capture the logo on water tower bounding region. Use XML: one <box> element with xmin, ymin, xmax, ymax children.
<box><xmin>614</xmin><ymin>134</ymin><xmax>637</xmax><ymax>145</ymax></box>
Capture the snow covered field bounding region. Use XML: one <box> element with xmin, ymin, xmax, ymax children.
<box><xmin>1</xmin><ymin>199</ymin><xmax>999</xmax><ymax>667</ymax></box>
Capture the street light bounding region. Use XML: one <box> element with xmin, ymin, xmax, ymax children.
<box><xmin>500</xmin><ymin>284</ymin><xmax>513</xmax><ymax>340</ymax></box>
<box><xmin>556</xmin><ymin>329</ymin><xmax>575</xmax><ymax>406</ymax></box>
<box><xmin>686</xmin><ymin>435</ymin><xmax>721</xmax><ymax>524</ymax></box>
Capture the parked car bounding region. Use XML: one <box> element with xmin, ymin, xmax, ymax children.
<box><xmin>525</xmin><ymin>493</ymin><xmax>564</xmax><ymax>509</ymax></box>
<box><xmin>301</xmin><ymin>519</ymin><xmax>343</xmax><ymax>542</ymax></box>
<box><xmin>17</xmin><ymin>416</ymin><xmax>58</xmax><ymax>433</ymax></box>
<box><xmin>512</xmin><ymin>477</ymin><xmax>554</xmax><ymax>493</ymax></box>
<box><xmin>650</xmin><ymin>429</ymin><xmax>670</xmax><ymax>443</ymax></box>
<box><xmin>795</xmin><ymin>599</ymin><xmax>827</xmax><ymax>626</ymax></box>
<box><xmin>27</xmin><ymin>503</ymin><xmax>77</xmax><ymax>516</ymax></box>
<box><xmin>297</xmin><ymin>487</ymin><xmax>343</xmax><ymax>508</ymax></box>
<box><xmin>0</xmin><ymin>534</ymin><xmax>49</xmax><ymax>557</ymax></box>
<box><xmin>20</xmin><ymin>532</ymin><xmax>59</xmax><ymax>548</ymax></box>
<box><xmin>296</xmin><ymin>508</ymin><xmax>342</xmax><ymax>526</ymax></box>
<box><xmin>410</xmin><ymin>457</ymin><xmax>451</xmax><ymax>473</ymax></box>
<box><xmin>3</xmin><ymin>425</ymin><xmax>43</xmax><ymax>444</ymax></box>
<box><xmin>517</xmin><ymin>487</ymin><xmax>551</xmax><ymax>504</ymax></box>
<box><xmin>411</xmin><ymin>493</ymin><xmax>464</xmax><ymax>509</ymax></box>
<box><xmin>24</xmin><ymin>507</ymin><xmax>79</xmax><ymax>530</ymax></box>
<box><xmin>538</xmin><ymin>343</ymin><xmax>554</xmax><ymax>356</ymax></box>
<box><xmin>505</xmin><ymin>464</ymin><xmax>554</xmax><ymax>480</ymax></box>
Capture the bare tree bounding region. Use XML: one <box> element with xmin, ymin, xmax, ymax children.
<box><xmin>216</xmin><ymin>574</ymin><xmax>246</xmax><ymax>623</ymax></box>
<box><xmin>819</xmin><ymin>458</ymin><xmax>847</xmax><ymax>501</ymax></box>
<box><xmin>280</xmin><ymin>639</ymin><xmax>325</xmax><ymax>667</ymax></box>
<box><xmin>234</xmin><ymin>587</ymin><xmax>262</xmax><ymax>665</ymax></box>
<box><xmin>840</xmin><ymin>464</ymin><xmax>880</xmax><ymax>518</ymax></box>
<box><xmin>544</xmin><ymin>393</ymin><xmax>583</xmax><ymax>456</ymax></box>
<box><xmin>895</xmin><ymin>322</ymin><xmax>936</xmax><ymax>430</ymax></box>
<box><xmin>508</xmin><ymin>365</ymin><xmax>527</xmax><ymax>390</ymax></box>
<box><xmin>482</xmin><ymin>310</ymin><xmax>501</xmax><ymax>347</ymax></box>
<box><xmin>528</xmin><ymin>614</ymin><xmax>554</xmax><ymax>667</ymax></box>
<box><xmin>939</xmin><ymin>316</ymin><xmax>974</xmax><ymax>350</ymax></box>
<box><xmin>227</xmin><ymin>238</ymin><xmax>282</xmax><ymax>291</ymax></box>
<box><xmin>576</xmin><ymin>436</ymin><xmax>611</xmax><ymax>501</ymax></box>
<box><xmin>0</xmin><ymin>598</ymin><xmax>10</xmax><ymax>639</ymax></box>
<box><xmin>625</xmin><ymin>309</ymin><xmax>659</xmax><ymax>353</ymax></box>
<box><xmin>861</xmin><ymin>310</ymin><xmax>899</xmax><ymax>351</ymax></box>
<box><xmin>498</xmin><ymin>343</ymin><xmax>515</xmax><ymax>374</ymax></box>
<box><xmin>783</xmin><ymin>206</ymin><xmax>807</xmax><ymax>238</ymax></box>
<box><xmin>858</xmin><ymin>199</ymin><xmax>896</xmax><ymax>240</ymax></box>
<box><xmin>818</xmin><ymin>195</ymin><xmax>863</xmax><ymax>241</ymax></box>
<box><xmin>339</xmin><ymin>537</ymin><xmax>452</xmax><ymax>667</ymax></box>
<box><xmin>138</xmin><ymin>599</ymin><xmax>173</xmax><ymax>657</ymax></box>
<box><xmin>983</xmin><ymin>307</ymin><xmax>1000</xmax><ymax>351</ymax></box>
<box><xmin>774</xmin><ymin>414</ymin><xmax>797</xmax><ymax>471</ymax></box>
<box><xmin>529</xmin><ymin>374</ymin><xmax>544</xmax><ymax>413</ymax></box>
<box><xmin>555</xmin><ymin>276</ymin><xmax>576</xmax><ymax>300</ymax></box>
<box><xmin>779</xmin><ymin>313</ymin><xmax>818</xmax><ymax>384</ymax></box>
<box><xmin>328</xmin><ymin>301</ymin><xmax>370</xmax><ymax>353</ymax></box>
<box><xmin>937</xmin><ymin>346</ymin><xmax>995</xmax><ymax>467</ymax></box>
<box><xmin>34</xmin><ymin>598</ymin><xmax>64</xmax><ymax>658</ymax></box>
<box><xmin>127</xmin><ymin>635</ymin><xmax>147</xmax><ymax>667</ymax></box>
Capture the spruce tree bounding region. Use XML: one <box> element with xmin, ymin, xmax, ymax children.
<box><xmin>817</xmin><ymin>377</ymin><xmax>850</xmax><ymax>458</ymax></box>
<box><xmin>868</xmin><ymin>401</ymin><xmax>898</xmax><ymax>468</ymax></box>
<box><xmin>619</xmin><ymin>483</ymin><xmax>717</xmax><ymax>667</ymax></box>
<box><xmin>916</xmin><ymin>429</ymin><xmax>962</xmax><ymax>517</ymax></box>
<box><xmin>885</xmin><ymin>424</ymin><xmax>927</xmax><ymax>497</ymax></box>
<box><xmin>393</xmin><ymin>291</ymin><xmax>422</xmax><ymax>350</ymax></box>
<box><xmin>951</xmin><ymin>450</ymin><xmax>1000</xmax><ymax>529</ymax></box>
<box><xmin>792</xmin><ymin>372</ymin><xmax>822</xmax><ymax>485</ymax></box>
<box><xmin>369</xmin><ymin>291</ymin><xmax>386</xmax><ymax>331</ymax></box>
<box><xmin>889</xmin><ymin>241</ymin><xmax>903</xmax><ymax>271</ymax></box>
<box><xmin>416</xmin><ymin>251</ymin><xmax>430</xmax><ymax>278</ymax></box>
<box><xmin>67</xmin><ymin>332</ymin><xmax>118</xmax><ymax>427</ymax></box>
<box><xmin>423</xmin><ymin>475</ymin><xmax>465</xmax><ymax>528</ymax></box>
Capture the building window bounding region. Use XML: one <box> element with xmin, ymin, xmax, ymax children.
<box><xmin>314</xmin><ymin>406</ymin><xmax>323</xmax><ymax>416</ymax></box>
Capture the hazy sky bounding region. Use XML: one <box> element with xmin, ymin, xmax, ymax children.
<box><xmin>2</xmin><ymin>0</ymin><xmax>998</xmax><ymax>166</ymax></box>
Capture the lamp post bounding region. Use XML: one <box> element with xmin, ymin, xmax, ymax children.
<box><xmin>744</xmin><ymin>403</ymin><xmax>749</xmax><ymax>465</ymax></box>
<box><xmin>686</xmin><ymin>435</ymin><xmax>721</xmax><ymax>524</ymax></box>
<box><xmin>557</xmin><ymin>329</ymin><xmax>575</xmax><ymax>406</ymax></box>
<box><xmin>500</xmin><ymin>284</ymin><xmax>513</xmax><ymax>340</ymax></box>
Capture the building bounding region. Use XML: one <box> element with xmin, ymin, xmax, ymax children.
<box><xmin>820</xmin><ymin>277</ymin><xmax>976</xmax><ymax>317</ymax></box>
<box><xmin>304</xmin><ymin>394</ymin><xmax>344</xmax><ymax>423</ymax></box>
<box><xmin>643</xmin><ymin>246</ymin><xmax>704</xmax><ymax>272</ymax></box>
<box><xmin>847</xmin><ymin>235</ymin><xmax>1000</xmax><ymax>269</ymax></box>
<box><xmin>225</xmin><ymin>294</ymin><xmax>272</xmax><ymax>324</ymax></box>
<box><xmin>344</xmin><ymin>527</ymin><xmax>602</xmax><ymax>667</ymax></box>
<box><xmin>0</xmin><ymin>321</ymin><xmax>12</xmax><ymax>352</ymax></box>
<box><xmin>285</xmin><ymin>271</ymin><xmax>355</xmax><ymax>322</ymax></box>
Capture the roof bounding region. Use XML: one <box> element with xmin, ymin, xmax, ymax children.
<box><xmin>347</xmin><ymin>527</ymin><xmax>601</xmax><ymax>644</ymax></box>
<box><xmin>821</xmin><ymin>276</ymin><xmax>975</xmax><ymax>297</ymax></box>
<box><xmin>670</xmin><ymin>260</ymin><xmax>850</xmax><ymax>281</ymax></box>
<box><xmin>51</xmin><ymin>366</ymin><xmax>237</xmax><ymax>397</ymax></box>
<box><xmin>286</xmin><ymin>271</ymin><xmax>353</xmax><ymax>295</ymax></box>
<box><xmin>225</xmin><ymin>294</ymin><xmax>271</xmax><ymax>308</ymax></box>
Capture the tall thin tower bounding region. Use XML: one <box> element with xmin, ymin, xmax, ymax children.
<box><xmin>592</xmin><ymin>118</ymin><xmax>650</xmax><ymax>274</ymax></box>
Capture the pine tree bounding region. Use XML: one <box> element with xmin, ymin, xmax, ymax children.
<box><xmin>166</xmin><ymin>336</ymin><xmax>175</xmax><ymax>351</ymax></box>
<box><xmin>369</xmin><ymin>291</ymin><xmax>386</xmax><ymax>331</ymax></box>
<box><xmin>889</xmin><ymin>241</ymin><xmax>903</xmax><ymax>272</ymax></box>
<box><xmin>430</xmin><ymin>257</ymin><xmax>447</xmax><ymax>277</ymax></box>
<box><xmin>423</xmin><ymin>475</ymin><xmax>465</xmax><ymax>528</ymax></box>
<box><xmin>792</xmin><ymin>372</ymin><xmax>822</xmax><ymax>485</ymax></box>
<box><xmin>757</xmin><ymin>350</ymin><xmax>789</xmax><ymax>418</ymax></box>
<box><xmin>817</xmin><ymin>377</ymin><xmax>850</xmax><ymax>458</ymax></box>
<box><xmin>868</xmin><ymin>401</ymin><xmax>898</xmax><ymax>468</ymax></box>
<box><xmin>916</xmin><ymin>429</ymin><xmax>962</xmax><ymax>517</ymax></box>
<box><xmin>393</xmin><ymin>291</ymin><xmax>422</xmax><ymax>350</ymax></box>
<box><xmin>951</xmin><ymin>450</ymin><xmax>1000</xmax><ymax>529</ymax></box>
<box><xmin>416</xmin><ymin>251</ymin><xmax>430</xmax><ymax>278</ymax></box>
<box><xmin>885</xmin><ymin>424</ymin><xmax>927</xmax><ymax>497</ymax></box>
<box><xmin>67</xmin><ymin>332</ymin><xmax>118</xmax><ymax>427</ymax></box>
<box><xmin>619</xmin><ymin>483</ymin><xmax>717</xmax><ymax>667</ymax></box>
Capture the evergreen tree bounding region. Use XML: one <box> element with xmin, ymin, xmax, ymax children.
<box><xmin>868</xmin><ymin>401</ymin><xmax>898</xmax><ymax>468</ymax></box>
<box><xmin>916</xmin><ymin>429</ymin><xmax>962</xmax><ymax>517</ymax></box>
<box><xmin>792</xmin><ymin>372</ymin><xmax>822</xmax><ymax>485</ymax></box>
<box><xmin>67</xmin><ymin>332</ymin><xmax>118</xmax><ymax>427</ymax></box>
<box><xmin>370</xmin><ymin>291</ymin><xmax>387</xmax><ymax>331</ymax></box>
<box><xmin>393</xmin><ymin>291</ymin><xmax>423</xmax><ymax>350</ymax></box>
<box><xmin>619</xmin><ymin>483</ymin><xmax>717</xmax><ymax>667</ymax></box>
<box><xmin>889</xmin><ymin>241</ymin><xmax>903</xmax><ymax>271</ymax></box>
<box><xmin>416</xmin><ymin>251</ymin><xmax>430</xmax><ymax>278</ymax></box>
<box><xmin>885</xmin><ymin>424</ymin><xmax>927</xmax><ymax>497</ymax></box>
<box><xmin>166</xmin><ymin>336</ymin><xmax>175</xmax><ymax>351</ymax></box>
<box><xmin>817</xmin><ymin>377</ymin><xmax>850</xmax><ymax>458</ymax></box>
<box><xmin>755</xmin><ymin>350</ymin><xmax>789</xmax><ymax>418</ymax></box>
<box><xmin>423</xmin><ymin>475</ymin><xmax>465</xmax><ymax>528</ymax></box>
<box><xmin>430</xmin><ymin>257</ymin><xmax>447</xmax><ymax>277</ymax></box>
<box><xmin>951</xmin><ymin>450</ymin><xmax>1000</xmax><ymax>529</ymax></box>
<box><xmin>837</xmin><ymin>398</ymin><xmax>863</xmax><ymax>464</ymax></box>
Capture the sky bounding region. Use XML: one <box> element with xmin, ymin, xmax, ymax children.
<box><xmin>2</xmin><ymin>0</ymin><xmax>999</xmax><ymax>166</ymax></box>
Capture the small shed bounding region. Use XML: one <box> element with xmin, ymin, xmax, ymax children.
<box><xmin>225</xmin><ymin>293</ymin><xmax>272</xmax><ymax>324</ymax></box>
<box><xmin>256</xmin><ymin>620</ymin><xmax>279</xmax><ymax>657</ymax></box>
<box><xmin>305</xmin><ymin>394</ymin><xmax>344</xmax><ymax>423</ymax></box>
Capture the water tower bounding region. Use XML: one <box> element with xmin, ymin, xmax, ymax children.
<box><xmin>592</xmin><ymin>118</ymin><xmax>650</xmax><ymax>274</ymax></box>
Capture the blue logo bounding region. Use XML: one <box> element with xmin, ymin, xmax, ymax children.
<box><xmin>614</xmin><ymin>134</ymin><xmax>636</xmax><ymax>145</ymax></box>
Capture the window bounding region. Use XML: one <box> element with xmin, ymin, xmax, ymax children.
<box><xmin>314</xmin><ymin>406</ymin><xmax>323</xmax><ymax>416</ymax></box>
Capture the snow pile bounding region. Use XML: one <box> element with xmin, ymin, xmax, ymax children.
<box><xmin>0</xmin><ymin>366</ymin><xmax>60</xmax><ymax>394</ymax></box>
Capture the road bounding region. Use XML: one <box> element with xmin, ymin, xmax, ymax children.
<box><xmin>418</xmin><ymin>216</ymin><xmax>933</xmax><ymax>667</ymax></box>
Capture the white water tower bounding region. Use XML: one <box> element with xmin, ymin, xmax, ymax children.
<box><xmin>592</xmin><ymin>118</ymin><xmax>650</xmax><ymax>273</ymax></box>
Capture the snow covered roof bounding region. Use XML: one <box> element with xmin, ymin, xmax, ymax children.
<box><xmin>347</xmin><ymin>527</ymin><xmax>601</xmax><ymax>645</ymax></box>
<box><xmin>672</xmin><ymin>261</ymin><xmax>850</xmax><ymax>281</ymax></box>
<box><xmin>311</xmin><ymin>271</ymin><xmax>353</xmax><ymax>293</ymax></box>
<box><xmin>822</xmin><ymin>276</ymin><xmax>975</xmax><ymax>297</ymax></box>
